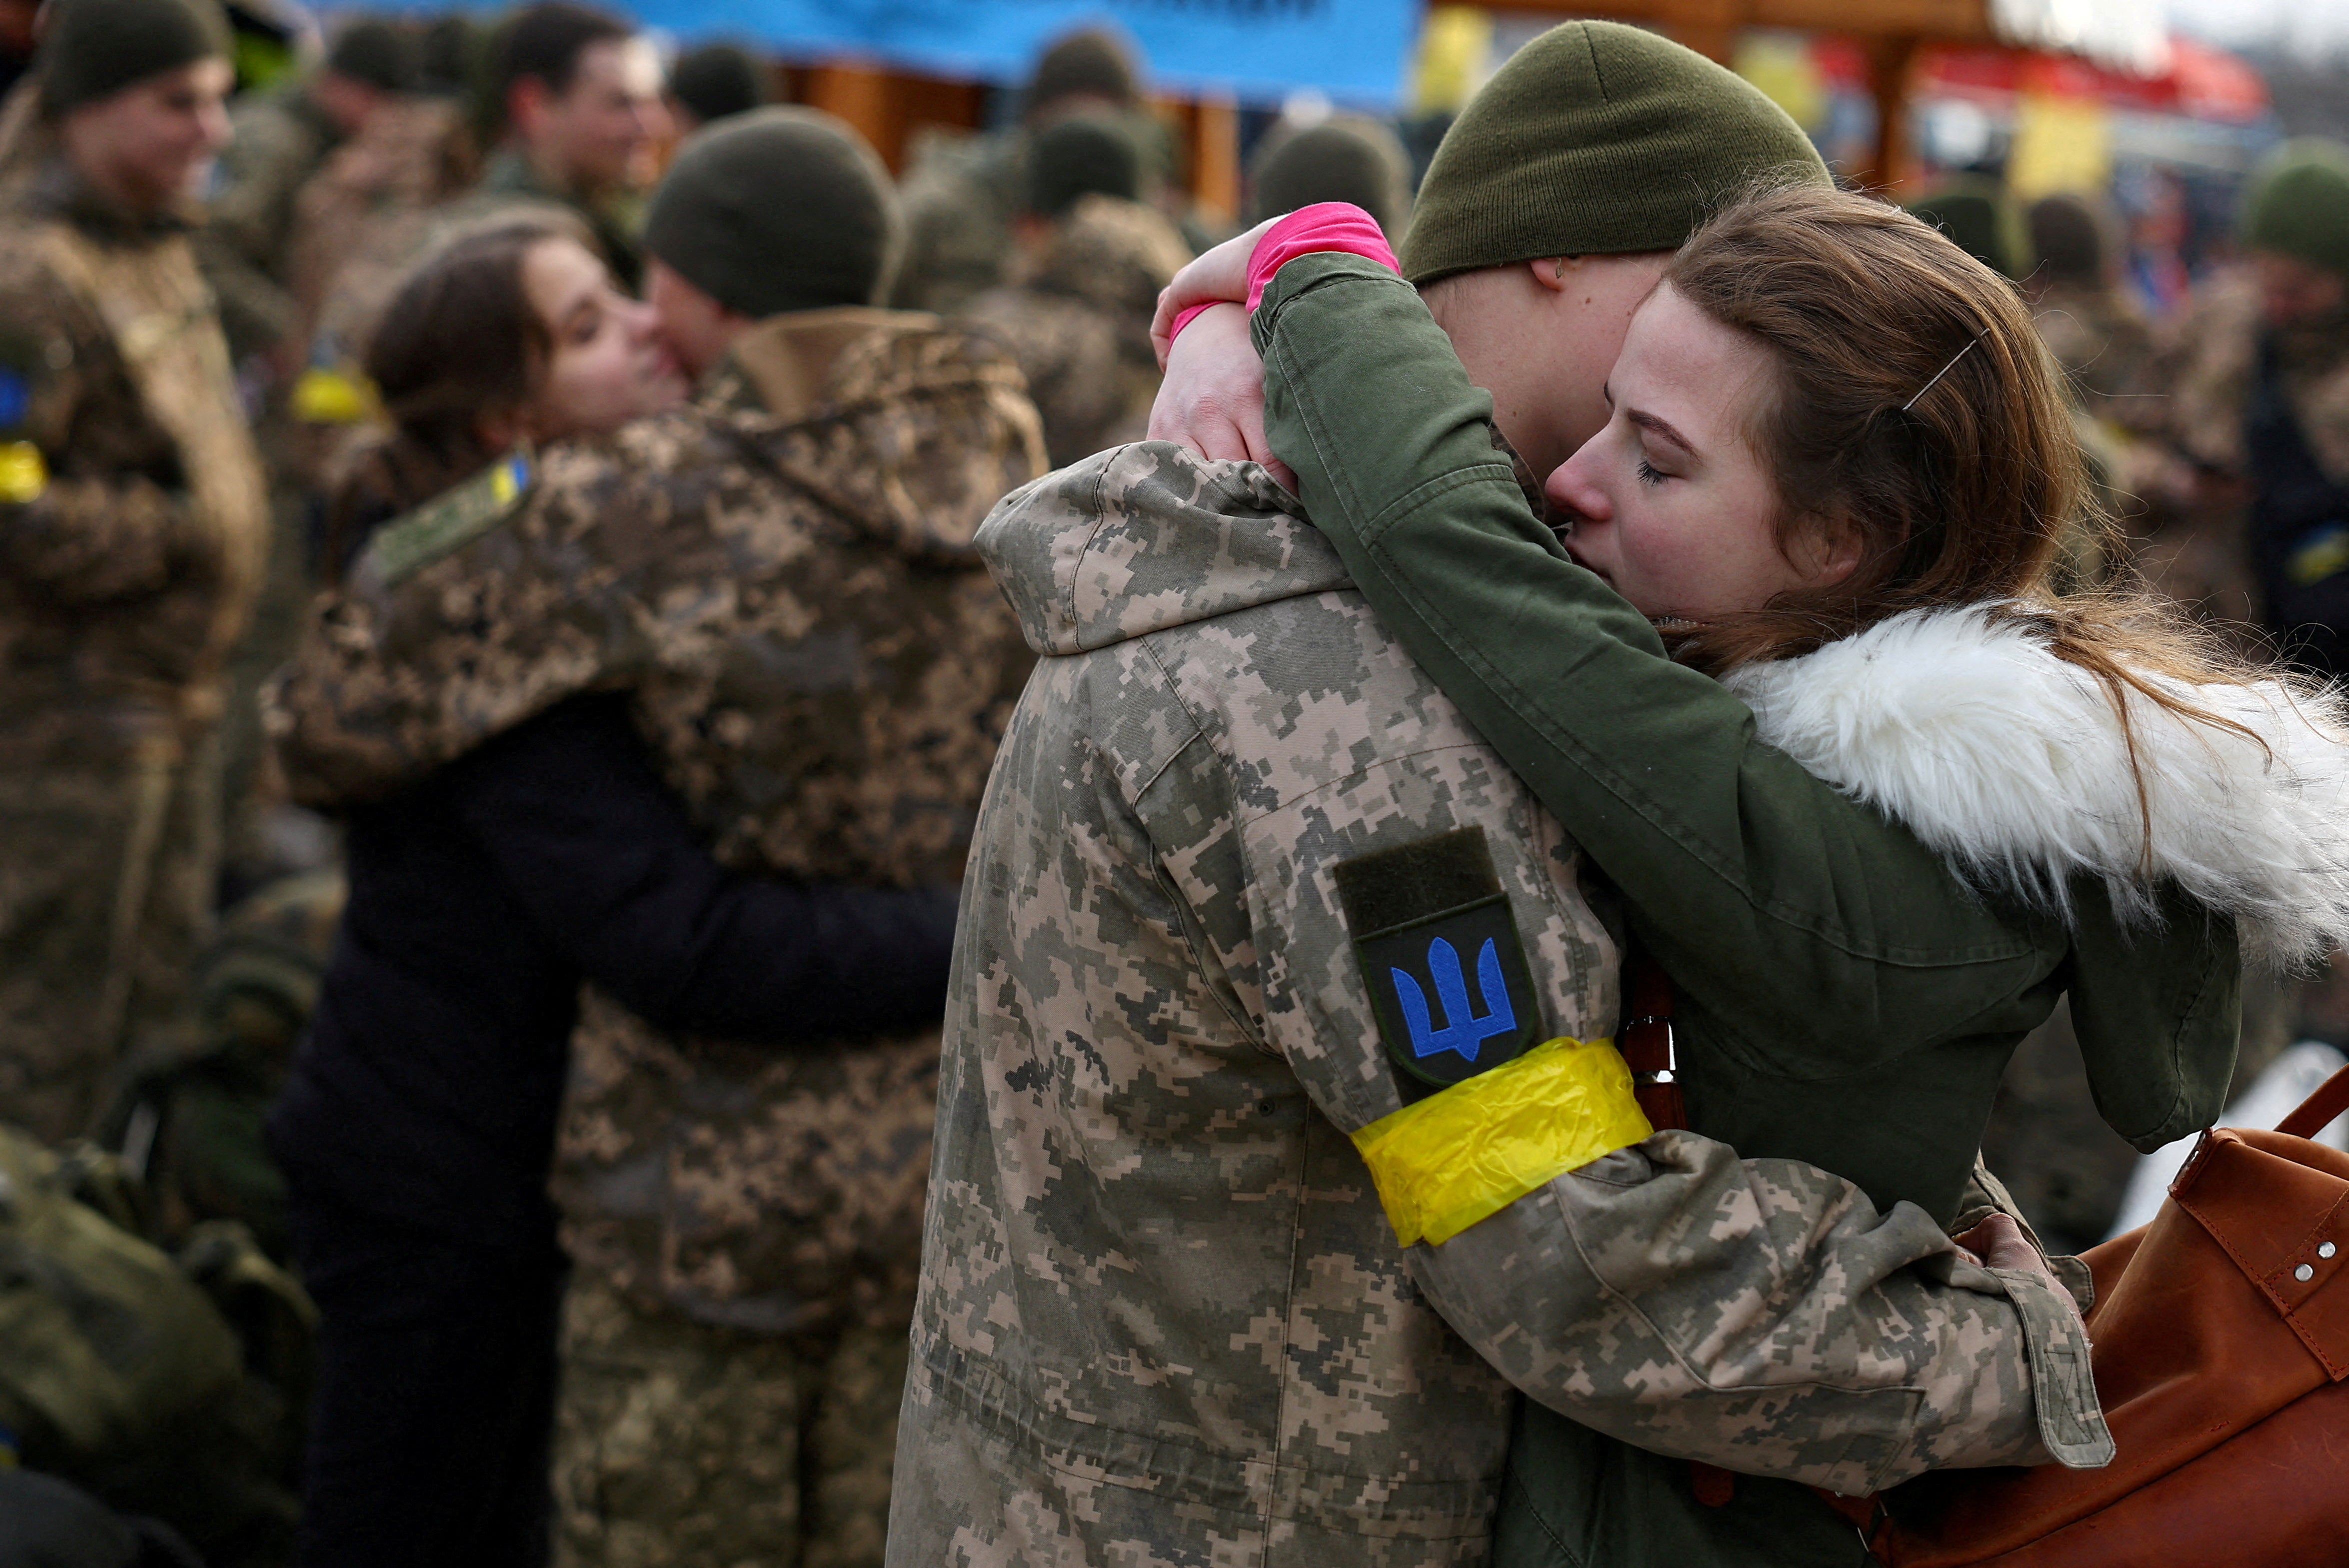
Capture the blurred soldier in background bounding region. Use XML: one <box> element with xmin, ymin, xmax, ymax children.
<box><xmin>199</xmin><ymin>18</ymin><xmax>415</xmax><ymax>368</ymax></box>
<box><xmin>1244</xmin><ymin>110</ymin><xmax>1414</xmax><ymax>238</ymax></box>
<box><xmin>890</xmin><ymin>25</ymin><xmax>1147</xmax><ymax>316</ymax></box>
<box><xmin>0</xmin><ymin>0</ymin><xmax>268</xmax><ymax>1146</ymax></box>
<box><xmin>962</xmin><ymin>113</ymin><xmax>1190</xmax><ymax>466</ymax></box>
<box><xmin>663</xmin><ymin>39</ymin><xmax>765</xmax><ymax>136</ymax></box>
<box><xmin>2163</xmin><ymin>140</ymin><xmax>2349</xmax><ymax>681</ymax></box>
<box><xmin>472</xmin><ymin>0</ymin><xmax>663</xmax><ymax>290</ymax></box>
<box><xmin>2024</xmin><ymin>191</ymin><xmax>2159</xmax><ymax>433</ymax></box>
<box><xmin>1906</xmin><ymin>174</ymin><xmax>2025</xmax><ymax>280</ymax></box>
<box><xmin>267</xmin><ymin>108</ymin><xmax>1045</xmax><ymax>1568</ymax></box>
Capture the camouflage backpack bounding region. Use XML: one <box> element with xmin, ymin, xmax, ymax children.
<box><xmin>0</xmin><ymin>1126</ymin><xmax>310</xmax><ymax>1568</ymax></box>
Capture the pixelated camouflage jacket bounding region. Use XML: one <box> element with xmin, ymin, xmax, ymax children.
<box><xmin>889</xmin><ymin>442</ymin><xmax>2104</xmax><ymax>1568</ymax></box>
<box><xmin>2161</xmin><ymin>264</ymin><xmax>2349</xmax><ymax>479</ymax></box>
<box><xmin>962</xmin><ymin>194</ymin><xmax>1191</xmax><ymax>467</ymax></box>
<box><xmin>269</xmin><ymin>309</ymin><xmax>1044</xmax><ymax>1330</ymax></box>
<box><xmin>889</xmin><ymin>126</ymin><xmax>1024</xmax><ymax>317</ymax></box>
<box><xmin>0</xmin><ymin>157</ymin><xmax>270</xmax><ymax>762</ymax></box>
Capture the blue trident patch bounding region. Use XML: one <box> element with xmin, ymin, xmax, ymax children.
<box><xmin>1390</xmin><ymin>936</ymin><xmax>1518</xmax><ymax>1064</ymax></box>
<box><xmin>1335</xmin><ymin>825</ymin><xmax>1542</xmax><ymax>1088</ymax></box>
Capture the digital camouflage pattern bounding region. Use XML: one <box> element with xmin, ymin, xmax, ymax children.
<box><xmin>889</xmin><ymin>442</ymin><xmax>2105</xmax><ymax>1568</ymax></box>
<box><xmin>284</xmin><ymin>96</ymin><xmax>472</xmax><ymax>379</ymax></box>
<box><xmin>0</xmin><ymin>160</ymin><xmax>270</xmax><ymax>1144</ymax></box>
<box><xmin>553</xmin><ymin>1273</ymin><xmax>907</xmax><ymax>1568</ymax></box>
<box><xmin>2120</xmin><ymin>265</ymin><xmax>2349</xmax><ymax>631</ymax></box>
<box><xmin>888</xmin><ymin>127</ymin><xmax>1024</xmax><ymax>317</ymax></box>
<box><xmin>961</xmin><ymin>193</ymin><xmax>1190</xmax><ymax>467</ymax></box>
<box><xmin>197</xmin><ymin>85</ymin><xmax>344</xmax><ymax>361</ymax></box>
<box><xmin>269</xmin><ymin>307</ymin><xmax>1043</xmax><ymax>1557</ymax></box>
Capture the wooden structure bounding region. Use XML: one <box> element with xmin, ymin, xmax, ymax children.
<box><xmin>778</xmin><ymin>1</ymin><xmax>2159</xmax><ymax>213</ymax></box>
<box><xmin>1477</xmin><ymin>0</ymin><xmax>2160</xmax><ymax>193</ymax></box>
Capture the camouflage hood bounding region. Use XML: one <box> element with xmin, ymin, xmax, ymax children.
<box><xmin>979</xmin><ymin>441</ymin><xmax>1346</xmax><ymax>654</ymax></box>
<box><xmin>716</xmin><ymin>306</ymin><xmax>1035</xmax><ymax>561</ymax></box>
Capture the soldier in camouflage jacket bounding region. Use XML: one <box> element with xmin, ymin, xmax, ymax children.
<box><xmin>886</xmin><ymin>442</ymin><xmax>2107</xmax><ymax>1568</ymax></box>
<box><xmin>269</xmin><ymin>109</ymin><xmax>1045</xmax><ymax>1565</ymax></box>
<box><xmin>964</xmin><ymin>192</ymin><xmax>1192</xmax><ymax>468</ymax></box>
<box><xmin>0</xmin><ymin>5</ymin><xmax>268</xmax><ymax>1145</ymax></box>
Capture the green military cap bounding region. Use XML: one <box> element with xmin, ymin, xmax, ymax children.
<box><xmin>1905</xmin><ymin>176</ymin><xmax>2025</xmax><ymax>279</ymax></box>
<box><xmin>2242</xmin><ymin>139</ymin><xmax>2349</xmax><ymax>281</ymax></box>
<box><xmin>668</xmin><ymin>40</ymin><xmax>767</xmax><ymax>127</ymax></box>
<box><xmin>1024</xmin><ymin>26</ymin><xmax>1141</xmax><ymax>120</ymax></box>
<box><xmin>1025</xmin><ymin>112</ymin><xmax>1142</xmax><ymax>219</ymax></box>
<box><xmin>2028</xmin><ymin>191</ymin><xmax>2110</xmax><ymax>286</ymax></box>
<box><xmin>325</xmin><ymin>18</ymin><xmax>416</xmax><ymax>94</ymax></box>
<box><xmin>1400</xmin><ymin>20</ymin><xmax>1829</xmax><ymax>285</ymax></box>
<box><xmin>37</xmin><ymin>0</ymin><xmax>232</xmax><ymax>115</ymax></box>
<box><xmin>642</xmin><ymin>106</ymin><xmax>900</xmax><ymax>321</ymax></box>
<box><xmin>1247</xmin><ymin>114</ymin><xmax>1414</xmax><ymax>237</ymax></box>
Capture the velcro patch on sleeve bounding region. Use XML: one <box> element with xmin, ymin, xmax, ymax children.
<box><xmin>360</xmin><ymin>448</ymin><xmax>533</xmax><ymax>589</ymax></box>
<box><xmin>1333</xmin><ymin>826</ymin><xmax>1545</xmax><ymax>1088</ymax></box>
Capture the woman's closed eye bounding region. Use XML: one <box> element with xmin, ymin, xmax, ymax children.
<box><xmin>1636</xmin><ymin>457</ymin><xmax>1669</xmax><ymax>486</ymax></box>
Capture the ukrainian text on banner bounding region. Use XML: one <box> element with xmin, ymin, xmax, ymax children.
<box><xmin>630</xmin><ymin>0</ymin><xmax>1417</xmax><ymax>105</ymax></box>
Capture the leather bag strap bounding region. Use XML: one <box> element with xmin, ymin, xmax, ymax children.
<box><xmin>2277</xmin><ymin>1064</ymin><xmax>2349</xmax><ymax>1140</ymax></box>
<box><xmin>1620</xmin><ymin>950</ymin><xmax>1685</xmax><ymax>1132</ymax></box>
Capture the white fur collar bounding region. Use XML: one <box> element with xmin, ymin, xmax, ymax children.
<box><xmin>1720</xmin><ymin>604</ymin><xmax>2349</xmax><ymax>970</ymax></box>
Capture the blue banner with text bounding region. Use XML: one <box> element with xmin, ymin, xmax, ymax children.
<box><xmin>627</xmin><ymin>0</ymin><xmax>1417</xmax><ymax>106</ymax></box>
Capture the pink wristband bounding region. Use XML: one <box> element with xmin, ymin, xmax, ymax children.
<box><xmin>1163</xmin><ymin>203</ymin><xmax>1401</xmax><ymax>350</ymax></box>
<box><xmin>1244</xmin><ymin>202</ymin><xmax>1400</xmax><ymax>312</ymax></box>
<box><xmin>1168</xmin><ymin>300</ymin><xmax>1221</xmax><ymax>344</ymax></box>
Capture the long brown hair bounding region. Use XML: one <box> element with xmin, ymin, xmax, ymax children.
<box><xmin>322</xmin><ymin>216</ymin><xmax>579</xmax><ymax>574</ymax></box>
<box><xmin>1660</xmin><ymin>182</ymin><xmax>2280</xmax><ymax>852</ymax></box>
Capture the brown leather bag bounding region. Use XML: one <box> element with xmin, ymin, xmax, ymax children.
<box><xmin>1849</xmin><ymin>1064</ymin><xmax>2349</xmax><ymax>1567</ymax></box>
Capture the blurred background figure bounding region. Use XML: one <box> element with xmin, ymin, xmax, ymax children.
<box><xmin>469</xmin><ymin>0</ymin><xmax>665</xmax><ymax>289</ymax></box>
<box><xmin>961</xmin><ymin>112</ymin><xmax>1190</xmax><ymax>465</ymax></box>
<box><xmin>664</xmin><ymin>38</ymin><xmax>765</xmax><ymax>135</ymax></box>
<box><xmin>1244</xmin><ymin>109</ymin><xmax>1414</xmax><ymax>238</ymax></box>
<box><xmin>0</xmin><ymin>0</ymin><xmax>267</xmax><ymax>1149</ymax></box>
<box><xmin>2025</xmin><ymin>190</ymin><xmax>2160</xmax><ymax>427</ymax></box>
<box><xmin>1905</xmin><ymin>173</ymin><xmax>2025</xmax><ymax>277</ymax></box>
<box><xmin>890</xmin><ymin>24</ymin><xmax>1151</xmax><ymax>315</ymax></box>
<box><xmin>200</xmin><ymin>17</ymin><xmax>416</xmax><ymax>369</ymax></box>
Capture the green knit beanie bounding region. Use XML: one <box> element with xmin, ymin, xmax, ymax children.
<box><xmin>1401</xmin><ymin>20</ymin><xmax>1828</xmax><ymax>285</ymax></box>
<box><xmin>37</xmin><ymin>0</ymin><xmax>231</xmax><ymax>115</ymax></box>
<box><xmin>1904</xmin><ymin>177</ymin><xmax>2024</xmax><ymax>279</ymax></box>
<box><xmin>1247</xmin><ymin>114</ymin><xmax>1414</xmax><ymax>236</ymax></box>
<box><xmin>2242</xmin><ymin>138</ymin><xmax>2349</xmax><ymax>281</ymax></box>
<box><xmin>326</xmin><ymin>19</ymin><xmax>416</xmax><ymax>95</ymax></box>
<box><xmin>642</xmin><ymin>107</ymin><xmax>900</xmax><ymax>320</ymax></box>
<box><xmin>1026</xmin><ymin>113</ymin><xmax>1141</xmax><ymax>218</ymax></box>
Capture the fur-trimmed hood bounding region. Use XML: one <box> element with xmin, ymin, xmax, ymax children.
<box><xmin>1722</xmin><ymin>604</ymin><xmax>2349</xmax><ymax>971</ymax></box>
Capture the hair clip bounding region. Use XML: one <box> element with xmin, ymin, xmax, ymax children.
<box><xmin>1903</xmin><ymin>327</ymin><xmax>1992</xmax><ymax>412</ymax></box>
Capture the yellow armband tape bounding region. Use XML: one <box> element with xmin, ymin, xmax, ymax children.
<box><xmin>290</xmin><ymin>366</ymin><xmax>374</xmax><ymax>425</ymax></box>
<box><xmin>0</xmin><ymin>440</ymin><xmax>46</xmax><ymax>503</ymax></box>
<box><xmin>1351</xmin><ymin>1035</ymin><xmax>1652</xmax><ymax>1247</ymax></box>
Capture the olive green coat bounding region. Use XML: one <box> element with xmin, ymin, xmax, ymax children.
<box><xmin>1254</xmin><ymin>252</ymin><xmax>2244</xmax><ymax>1567</ymax></box>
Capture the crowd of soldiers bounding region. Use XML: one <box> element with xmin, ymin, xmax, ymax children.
<box><xmin>0</xmin><ymin>0</ymin><xmax>2347</xmax><ymax>1563</ymax></box>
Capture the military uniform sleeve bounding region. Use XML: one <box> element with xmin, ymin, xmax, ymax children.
<box><xmin>268</xmin><ymin>442</ymin><xmax>668</xmax><ymax>808</ymax></box>
<box><xmin>0</xmin><ymin>246</ymin><xmax>213</xmax><ymax>601</ymax></box>
<box><xmin>443</xmin><ymin>692</ymin><xmax>959</xmax><ymax>1043</ymax></box>
<box><xmin>1220</xmin><ymin>787</ymin><xmax>2108</xmax><ymax>1495</ymax></box>
<box><xmin>1251</xmin><ymin>254</ymin><xmax>2053</xmax><ymax>1062</ymax></box>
